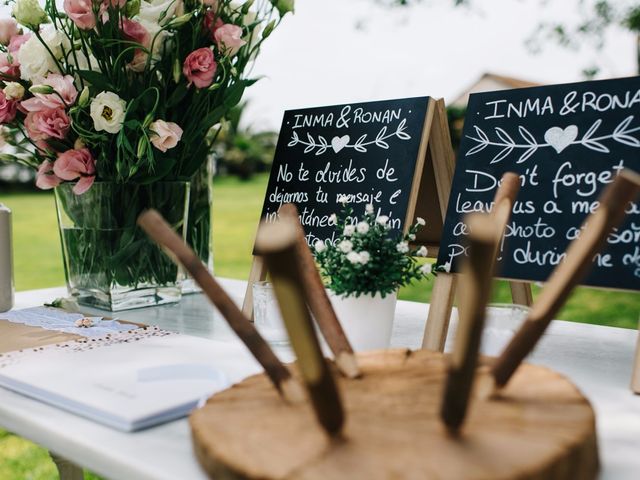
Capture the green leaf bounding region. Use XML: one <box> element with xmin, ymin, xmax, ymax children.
<box><xmin>77</xmin><ymin>70</ymin><xmax>115</xmax><ymax>92</ymax></box>
<box><xmin>166</xmin><ymin>83</ymin><xmax>189</xmax><ymax>108</ymax></box>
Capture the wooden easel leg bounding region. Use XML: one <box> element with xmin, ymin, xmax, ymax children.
<box><xmin>50</xmin><ymin>452</ymin><xmax>84</xmax><ymax>480</ymax></box>
<box><xmin>422</xmin><ymin>273</ymin><xmax>457</xmax><ymax>352</ymax></box>
<box><xmin>509</xmin><ymin>281</ymin><xmax>533</xmax><ymax>307</ymax></box>
<box><xmin>632</xmin><ymin>322</ymin><xmax>640</xmax><ymax>394</ymax></box>
<box><xmin>242</xmin><ymin>256</ymin><xmax>267</xmax><ymax>319</ymax></box>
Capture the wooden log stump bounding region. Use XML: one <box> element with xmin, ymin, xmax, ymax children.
<box><xmin>190</xmin><ymin>349</ymin><xmax>598</xmax><ymax>480</ymax></box>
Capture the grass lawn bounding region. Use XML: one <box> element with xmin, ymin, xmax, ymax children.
<box><xmin>0</xmin><ymin>173</ymin><xmax>638</xmax><ymax>479</ymax></box>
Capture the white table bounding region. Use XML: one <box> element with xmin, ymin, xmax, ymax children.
<box><xmin>3</xmin><ymin>279</ymin><xmax>639</xmax><ymax>479</ymax></box>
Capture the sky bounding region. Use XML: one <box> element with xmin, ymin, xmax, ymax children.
<box><xmin>244</xmin><ymin>0</ymin><xmax>637</xmax><ymax>129</ymax></box>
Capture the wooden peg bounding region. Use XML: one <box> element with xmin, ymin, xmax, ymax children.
<box><xmin>255</xmin><ymin>218</ymin><xmax>345</xmax><ymax>437</ymax></box>
<box><xmin>441</xmin><ymin>213</ymin><xmax>500</xmax><ymax>433</ymax></box>
<box><xmin>278</xmin><ymin>203</ymin><xmax>360</xmax><ymax>379</ymax></box>
<box><xmin>137</xmin><ymin>210</ymin><xmax>304</xmax><ymax>404</ymax></box>
<box><xmin>491</xmin><ymin>169</ymin><xmax>640</xmax><ymax>389</ymax></box>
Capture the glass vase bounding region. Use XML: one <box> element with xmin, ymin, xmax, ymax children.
<box><xmin>182</xmin><ymin>155</ymin><xmax>215</xmax><ymax>294</ymax></box>
<box><xmin>54</xmin><ymin>181</ymin><xmax>190</xmax><ymax>311</ymax></box>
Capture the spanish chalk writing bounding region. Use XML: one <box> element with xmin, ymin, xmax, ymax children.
<box><xmin>438</xmin><ymin>76</ymin><xmax>640</xmax><ymax>291</ymax></box>
<box><xmin>259</xmin><ymin>97</ymin><xmax>430</xmax><ymax>247</ymax></box>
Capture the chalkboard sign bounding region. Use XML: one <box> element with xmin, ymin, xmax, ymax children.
<box><xmin>244</xmin><ymin>96</ymin><xmax>457</xmax><ymax>317</ymax></box>
<box><xmin>438</xmin><ymin>76</ymin><xmax>640</xmax><ymax>291</ymax></box>
<box><xmin>259</xmin><ymin>97</ymin><xmax>431</xmax><ymax>246</ymax></box>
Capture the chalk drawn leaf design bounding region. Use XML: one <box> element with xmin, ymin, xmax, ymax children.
<box><xmin>612</xmin><ymin>116</ymin><xmax>640</xmax><ymax>147</ymax></box>
<box><xmin>518</xmin><ymin>146</ymin><xmax>538</xmax><ymax>163</ymax></box>
<box><xmin>287</xmin><ymin>131</ymin><xmax>299</xmax><ymax>147</ymax></box>
<box><xmin>490</xmin><ymin>146</ymin><xmax>514</xmax><ymax>164</ymax></box>
<box><xmin>304</xmin><ymin>133</ymin><xmax>315</xmax><ymax>153</ymax></box>
<box><xmin>474</xmin><ymin>126</ymin><xmax>489</xmax><ymax>142</ymax></box>
<box><xmin>518</xmin><ymin>126</ymin><xmax>536</xmax><ymax>145</ymax></box>
<box><xmin>396</xmin><ymin>119</ymin><xmax>411</xmax><ymax>140</ymax></box>
<box><xmin>582</xmin><ymin>140</ymin><xmax>610</xmax><ymax>153</ymax></box>
<box><xmin>376</xmin><ymin>127</ymin><xmax>388</xmax><ymax>141</ymax></box>
<box><xmin>495</xmin><ymin>127</ymin><xmax>514</xmax><ymax>145</ymax></box>
<box><xmin>614</xmin><ymin>116</ymin><xmax>633</xmax><ymax>135</ymax></box>
<box><xmin>466</xmin><ymin>142</ymin><xmax>488</xmax><ymax>156</ymax></box>
<box><xmin>582</xmin><ymin>119</ymin><xmax>602</xmax><ymax>141</ymax></box>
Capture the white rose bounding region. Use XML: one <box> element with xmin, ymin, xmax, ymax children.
<box><xmin>420</xmin><ymin>263</ymin><xmax>432</xmax><ymax>275</ymax></box>
<box><xmin>90</xmin><ymin>91</ymin><xmax>127</xmax><ymax>134</ymax></box>
<box><xmin>376</xmin><ymin>215</ymin><xmax>389</xmax><ymax>226</ymax></box>
<box><xmin>356</xmin><ymin>221</ymin><xmax>369</xmax><ymax>234</ymax></box>
<box><xmin>365</xmin><ymin>203</ymin><xmax>374</xmax><ymax>214</ymax></box>
<box><xmin>408</xmin><ymin>233</ymin><xmax>416</xmax><ymax>241</ymax></box>
<box><xmin>338</xmin><ymin>240</ymin><xmax>353</xmax><ymax>254</ymax></box>
<box><xmin>416</xmin><ymin>246</ymin><xmax>428</xmax><ymax>257</ymax></box>
<box><xmin>343</xmin><ymin>225</ymin><xmax>355</xmax><ymax>237</ymax></box>
<box><xmin>416</xmin><ymin>217</ymin><xmax>426</xmax><ymax>226</ymax></box>
<box><xmin>4</xmin><ymin>82</ymin><xmax>24</xmax><ymax>100</ymax></box>
<box><xmin>396</xmin><ymin>241</ymin><xmax>409</xmax><ymax>254</ymax></box>
<box><xmin>17</xmin><ymin>29</ymin><xmax>63</xmax><ymax>82</ymax></box>
<box><xmin>139</xmin><ymin>0</ymin><xmax>183</xmax><ymax>25</ymax></box>
<box><xmin>314</xmin><ymin>240</ymin><xmax>325</xmax><ymax>253</ymax></box>
<box><xmin>12</xmin><ymin>0</ymin><xmax>47</xmax><ymax>27</ymax></box>
<box><xmin>358</xmin><ymin>251</ymin><xmax>370</xmax><ymax>265</ymax></box>
<box><xmin>346</xmin><ymin>251</ymin><xmax>361</xmax><ymax>265</ymax></box>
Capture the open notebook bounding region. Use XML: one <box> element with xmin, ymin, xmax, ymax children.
<box><xmin>0</xmin><ymin>330</ymin><xmax>262</xmax><ymax>431</ymax></box>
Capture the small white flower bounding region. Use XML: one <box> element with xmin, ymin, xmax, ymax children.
<box><xmin>416</xmin><ymin>246</ymin><xmax>428</xmax><ymax>257</ymax></box>
<box><xmin>358</xmin><ymin>251</ymin><xmax>370</xmax><ymax>265</ymax></box>
<box><xmin>396</xmin><ymin>241</ymin><xmax>409</xmax><ymax>253</ymax></box>
<box><xmin>338</xmin><ymin>240</ymin><xmax>353</xmax><ymax>253</ymax></box>
<box><xmin>356</xmin><ymin>221</ymin><xmax>369</xmax><ymax>234</ymax></box>
<box><xmin>365</xmin><ymin>203</ymin><xmax>374</xmax><ymax>214</ymax></box>
<box><xmin>376</xmin><ymin>215</ymin><xmax>389</xmax><ymax>226</ymax></box>
<box><xmin>444</xmin><ymin>261</ymin><xmax>452</xmax><ymax>273</ymax></box>
<box><xmin>12</xmin><ymin>0</ymin><xmax>47</xmax><ymax>28</ymax></box>
<box><xmin>3</xmin><ymin>82</ymin><xmax>24</xmax><ymax>100</ymax></box>
<box><xmin>346</xmin><ymin>251</ymin><xmax>361</xmax><ymax>264</ymax></box>
<box><xmin>416</xmin><ymin>217</ymin><xmax>426</xmax><ymax>226</ymax></box>
<box><xmin>90</xmin><ymin>91</ymin><xmax>127</xmax><ymax>134</ymax></box>
<box><xmin>329</xmin><ymin>213</ymin><xmax>337</xmax><ymax>225</ymax></box>
<box><xmin>314</xmin><ymin>240</ymin><xmax>326</xmax><ymax>253</ymax></box>
<box><xmin>17</xmin><ymin>28</ymin><xmax>63</xmax><ymax>82</ymax></box>
<box><xmin>337</xmin><ymin>194</ymin><xmax>348</xmax><ymax>205</ymax></box>
<box><xmin>408</xmin><ymin>233</ymin><xmax>416</xmax><ymax>241</ymax></box>
<box><xmin>420</xmin><ymin>263</ymin><xmax>433</xmax><ymax>275</ymax></box>
<box><xmin>343</xmin><ymin>225</ymin><xmax>355</xmax><ymax>236</ymax></box>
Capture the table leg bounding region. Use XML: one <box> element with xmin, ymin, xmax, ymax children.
<box><xmin>50</xmin><ymin>452</ymin><xmax>84</xmax><ymax>480</ymax></box>
<box><xmin>632</xmin><ymin>324</ymin><xmax>640</xmax><ymax>394</ymax></box>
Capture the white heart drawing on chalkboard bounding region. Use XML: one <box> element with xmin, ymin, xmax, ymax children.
<box><xmin>331</xmin><ymin>135</ymin><xmax>350</xmax><ymax>153</ymax></box>
<box><xmin>544</xmin><ymin>125</ymin><xmax>578</xmax><ymax>153</ymax></box>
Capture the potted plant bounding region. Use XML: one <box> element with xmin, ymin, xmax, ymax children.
<box><xmin>0</xmin><ymin>0</ymin><xmax>292</xmax><ymax>310</ymax></box>
<box><xmin>314</xmin><ymin>203</ymin><xmax>433</xmax><ymax>351</ymax></box>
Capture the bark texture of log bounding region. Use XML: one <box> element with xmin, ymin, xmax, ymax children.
<box><xmin>190</xmin><ymin>349</ymin><xmax>598</xmax><ymax>480</ymax></box>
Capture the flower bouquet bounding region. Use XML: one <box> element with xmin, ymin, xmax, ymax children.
<box><xmin>0</xmin><ymin>0</ymin><xmax>292</xmax><ymax>310</ymax></box>
<box><xmin>314</xmin><ymin>202</ymin><xmax>432</xmax><ymax>350</ymax></box>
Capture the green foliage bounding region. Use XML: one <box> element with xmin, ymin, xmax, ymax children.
<box><xmin>314</xmin><ymin>205</ymin><xmax>432</xmax><ymax>298</ymax></box>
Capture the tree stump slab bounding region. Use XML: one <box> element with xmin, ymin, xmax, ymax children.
<box><xmin>190</xmin><ymin>349</ymin><xmax>598</xmax><ymax>480</ymax></box>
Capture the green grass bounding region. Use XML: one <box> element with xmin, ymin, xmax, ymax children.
<box><xmin>0</xmin><ymin>173</ymin><xmax>638</xmax><ymax>478</ymax></box>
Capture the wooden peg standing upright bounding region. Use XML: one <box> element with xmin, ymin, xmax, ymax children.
<box><xmin>441</xmin><ymin>213</ymin><xmax>500</xmax><ymax>433</ymax></box>
<box><xmin>255</xmin><ymin>218</ymin><xmax>345</xmax><ymax>437</ymax></box>
<box><xmin>137</xmin><ymin>210</ymin><xmax>304</xmax><ymax>404</ymax></box>
<box><xmin>491</xmin><ymin>169</ymin><xmax>640</xmax><ymax>390</ymax></box>
<box><xmin>278</xmin><ymin>203</ymin><xmax>360</xmax><ymax>379</ymax></box>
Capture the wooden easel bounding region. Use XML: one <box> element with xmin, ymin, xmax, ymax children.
<box><xmin>633</xmin><ymin>323</ymin><xmax>640</xmax><ymax>394</ymax></box>
<box><xmin>243</xmin><ymin>98</ymin><xmax>452</xmax><ymax>318</ymax></box>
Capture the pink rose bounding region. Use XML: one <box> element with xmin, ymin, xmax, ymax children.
<box><xmin>183</xmin><ymin>48</ymin><xmax>217</xmax><ymax>89</ymax></box>
<box><xmin>53</xmin><ymin>148</ymin><xmax>96</xmax><ymax>194</ymax></box>
<box><xmin>149</xmin><ymin>119</ymin><xmax>183</xmax><ymax>152</ymax></box>
<box><xmin>121</xmin><ymin>18</ymin><xmax>149</xmax><ymax>47</ymax></box>
<box><xmin>0</xmin><ymin>52</ymin><xmax>20</xmax><ymax>79</ymax></box>
<box><xmin>35</xmin><ymin>161</ymin><xmax>62</xmax><ymax>190</ymax></box>
<box><xmin>21</xmin><ymin>74</ymin><xmax>78</xmax><ymax>112</ymax></box>
<box><xmin>0</xmin><ymin>19</ymin><xmax>19</xmax><ymax>46</ymax></box>
<box><xmin>64</xmin><ymin>0</ymin><xmax>96</xmax><ymax>30</ymax></box>
<box><xmin>0</xmin><ymin>91</ymin><xmax>17</xmax><ymax>123</ymax></box>
<box><xmin>25</xmin><ymin>108</ymin><xmax>71</xmax><ymax>141</ymax></box>
<box><xmin>214</xmin><ymin>24</ymin><xmax>246</xmax><ymax>56</ymax></box>
<box><xmin>203</xmin><ymin>11</ymin><xmax>223</xmax><ymax>39</ymax></box>
<box><xmin>8</xmin><ymin>33</ymin><xmax>30</xmax><ymax>54</ymax></box>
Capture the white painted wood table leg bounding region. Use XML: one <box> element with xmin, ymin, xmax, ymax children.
<box><xmin>422</xmin><ymin>273</ymin><xmax>457</xmax><ymax>352</ymax></box>
<box><xmin>632</xmin><ymin>323</ymin><xmax>640</xmax><ymax>394</ymax></box>
<box><xmin>50</xmin><ymin>452</ymin><xmax>84</xmax><ymax>480</ymax></box>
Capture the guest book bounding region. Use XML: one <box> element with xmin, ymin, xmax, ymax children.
<box><xmin>0</xmin><ymin>328</ymin><xmax>261</xmax><ymax>431</ymax></box>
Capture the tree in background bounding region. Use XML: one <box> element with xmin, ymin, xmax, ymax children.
<box><xmin>378</xmin><ymin>0</ymin><xmax>640</xmax><ymax>75</ymax></box>
<box><xmin>211</xmin><ymin>102</ymin><xmax>278</xmax><ymax>180</ymax></box>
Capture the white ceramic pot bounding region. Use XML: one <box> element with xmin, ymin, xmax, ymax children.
<box><xmin>328</xmin><ymin>290</ymin><xmax>398</xmax><ymax>352</ymax></box>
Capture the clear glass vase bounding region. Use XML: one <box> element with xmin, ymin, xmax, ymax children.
<box><xmin>54</xmin><ymin>182</ymin><xmax>190</xmax><ymax>311</ymax></box>
<box><xmin>183</xmin><ymin>154</ymin><xmax>215</xmax><ymax>294</ymax></box>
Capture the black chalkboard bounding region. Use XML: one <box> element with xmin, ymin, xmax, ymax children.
<box><xmin>438</xmin><ymin>76</ymin><xmax>640</xmax><ymax>291</ymax></box>
<box><xmin>259</xmin><ymin>97</ymin><xmax>431</xmax><ymax>246</ymax></box>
